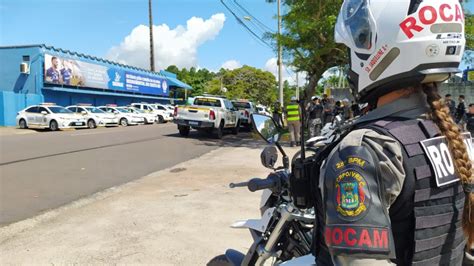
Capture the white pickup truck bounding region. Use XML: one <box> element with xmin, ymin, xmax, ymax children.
<box><xmin>173</xmin><ymin>96</ymin><xmax>240</xmax><ymax>138</ymax></box>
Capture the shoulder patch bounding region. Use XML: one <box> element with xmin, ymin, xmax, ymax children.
<box><xmin>335</xmin><ymin>169</ymin><xmax>370</xmax><ymax>220</ymax></box>
<box><xmin>420</xmin><ymin>132</ymin><xmax>473</xmax><ymax>187</ymax></box>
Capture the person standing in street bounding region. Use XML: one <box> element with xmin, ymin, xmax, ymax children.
<box><xmin>445</xmin><ymin>94</ymin><xmax>457</xmax><ymax>119</ymax></box>
<box><xmin>286</xmin><ymin>96</ymin><xmax>301</xmax><ymax>147</ymax></box>
<box><xmin>466</xmin><ymin>104</ymin><xmax>474</xmax><ymax>136</ymax></box>
<box><xmin>308</xmin><ymin>96</ymin><xmax>323</xmax><ymax>138</ymax></box>
<box><xmin>456</xmin><ymin>95</ymin><xmax>466</xmax><ymax>127</ymax></box>
<box><xmin>323</xmin><ymin>97</ymin><xmax>334</xmax><ymax>125</ymax></box>
<box><xmin>272</xmin><ymin>102</ymin><xmax>283</xmax><ymax>127</ymax></box>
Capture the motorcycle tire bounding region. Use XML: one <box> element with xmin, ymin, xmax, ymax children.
<box><xmin>207</xmin><ymin>255</ymin><xmax>232</xmax><ymax>266</ymax></box>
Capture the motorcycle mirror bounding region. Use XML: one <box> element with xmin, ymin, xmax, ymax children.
<box><xmin>261</xmin><ymin>146</ymin><xmax>278</xmax><ymax>169</ymax></box>
<box><xmin>251</xmin><ymin>114</ymin><xmax>280</xmax><ymax>144</ymax></box>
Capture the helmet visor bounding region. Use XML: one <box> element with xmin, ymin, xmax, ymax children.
<box><xmin>343</xmin><ymin>0</ymin><xmax>374</xmax><ymax>50</ymax></box>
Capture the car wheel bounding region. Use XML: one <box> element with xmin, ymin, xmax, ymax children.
<box><xmin>178</xmin><ymin>125</ymin><xmax>190</xmax><ymax>137</ymax></box>
<box><xmin>215</xmin><ymin>122</ymin><xmax>224</xmax><ymax>139</ymax></box>
<box><xmin>87</xmin><ymin>119</ymin><xmax>96</xmax><ymax>129</ymax></box>
<box><xmin>157</xmin><ymin>115</ymin><xmax>164</xmax><ymax>124</ymax></box>
<box><xmin>245</xmin><ymin>123</ymin><xmax>253</xmax><ymax>132</ymax></box>
<box><xmin>49</xmin><ymin>120</ymin><xmax>59</xmax><ymax>131</ymax></box>
<box><xmin>232</xmin><ymin>120</ymin><xmax>240</xmax><ymax>135</ymax></box>
<box><xmin>19</xmin><ymin>119</ymin><xmax>28</xmax><ymax>129</ymax></box>
<box><xmin>120</xmin><ymin>118</ymin><xmax>128</xmax><ymax>126</ymax></box>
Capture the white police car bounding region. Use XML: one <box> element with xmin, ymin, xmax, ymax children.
<box><xmin>98</xmin><ymin>105</ymin><xmax>144</xmax><ymax>126</ymax></box>
<box><xmin>120</xmin><ymin>106</ymin><xmax>156</xmax><ymax>124</ymax></box>
<box><xmin>16</xmin><ymin>103</ymin><xmax>87</xmax><ymax>131</ymax></box>
<box><xmin>66</xmin><ymin>104</ymin><xmax>119</xmax><ymax>128</ymax></box>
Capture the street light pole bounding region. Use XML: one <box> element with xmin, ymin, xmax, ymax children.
<box><xmin>149</xmin><ymin>0</ymin><xmax>155</xmax><ymax>72</ymax></box>
<box><xmin>277</xmin><ymin>0</ymin><xmax>283</xmax><ymax>107</ymax></box>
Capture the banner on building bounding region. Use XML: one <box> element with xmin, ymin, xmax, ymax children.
<box><xmin>43</xmin><ymin>54</ymin><xmax>169</xmax><ymax>96</ymax></box>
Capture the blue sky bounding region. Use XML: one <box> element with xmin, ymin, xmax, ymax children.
<box><xmin>0</xmin><ymin>0</ymin><xmax>472</xmax><ymax>78</ymax></box>
<box><xmin>0</xmin><ymin>0</ymin><xmax>279</xmax><ymax>72</ymax></box>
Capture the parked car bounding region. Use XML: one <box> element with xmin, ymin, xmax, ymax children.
<box><xmin>256</xmin><ymin>105</ymin><xmax>271</xmax><ymax>116</ymax></box>
<box><xmin>130</xmin><ymin>103</ymin><xmax>171</xmax><ymax>124</ymax></box>
<box><xmin>98</xmin><ymin>105</ymin><xmax>144</xmax><ymax>126</ymax></box>
<box><xmin>150</xmin><ymin>103</ymin><xmax>174</xmax><ymax>121</ymax></box>
<box><xmin>121</xmin><ymin>106</ymin><xmax>156</xmax><ymax>124</ymax></box>
<box><xmin>231</xmin><ymin>100</ymin><xmax>256</xmax><ymax>131</ymax></box>
<box><xmin>174</xmin><ymin>96</ymin><xmax>240</xmax><ymax>138</ymax></box>
<box><xmin>66</xmin><ymin>104</ymin><xmax>119</xmax><ymax>128</ymax></box>
<box><xmin>16</xmin><ymin>103</ymin><xmax>87</xmax><ymax>131</ymax></box>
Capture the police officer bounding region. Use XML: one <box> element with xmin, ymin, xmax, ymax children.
<box><xmin>313</xmin><ymin>1</ymin><xmax>474</xmax><ymax>265</ymax></box>
<box><xmin>286</xmin><ymin>96</ymin><xmax>301</xmax><ymax>147</ymax></box>
<box><xmin>308</xmin><ymin>96</ymin><xmax>324</xmax><ymax>137</ymax></box>
<box><xmin>272</xmin><ymin>101</ymin><xmax>283</xmax><ymax>128</ymax></box>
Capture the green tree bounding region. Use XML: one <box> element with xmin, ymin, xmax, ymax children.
<box><xmin>221</xmin><ymin>65</ymin><xmax>277</xmax><ymax>106</ymax></box>
<box><xmin>272</xmin><ymin>0</ymin><xmax>346</xmax><ymax>101</ymax></box>
<box><xmin>464</xmin><ymin>12</ymin><xmax>473</xmax><ymax>65</ymax></box>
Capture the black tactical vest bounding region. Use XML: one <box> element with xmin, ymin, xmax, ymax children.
<box><xmin>365</xmin><ymin>118</ymin><xmax>466</xmax><ymax>266</ymax></box>
<box><xmin>313</xmin><ymin>117</ymin><xmax>466</xmax><ymax>265</ymax></box>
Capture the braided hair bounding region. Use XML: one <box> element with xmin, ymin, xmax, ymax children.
<box><xmin>422</xmin><ymin>83</ymin><xmax>474</xmax><ymax>245</ymax></box>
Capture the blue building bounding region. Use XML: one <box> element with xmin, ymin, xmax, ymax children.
<box><xmin>0</xmin><ymin>44</ymin><xmax>192</xmax><ymax>126</ymax></box>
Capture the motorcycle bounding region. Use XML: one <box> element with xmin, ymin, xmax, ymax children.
<box><xmin>207</xmin><ymin>113</ymin><xmax>341</xmax><ymax>266</ymax></box>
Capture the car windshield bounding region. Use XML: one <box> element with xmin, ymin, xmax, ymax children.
<box><xmin>132</xmin><ymin>108</ymin><xmax>145</xmax><ymax>113</ymax></box>
<box><xmin>232</xmin><ymin>102</ymin><xmax>251</xmax><ymax>110</ymax></box>
<box><xmin>48</xmin><ymin>106</ymin><xmax>73</xmax><ymax>114</ymax></box>
<box><xmin>194</xmin><ymin>98</ymin><xmax>221</xmax><ymax>107</ymax></box>
<box><xmin>85</xmin><ymin>107</ymin><xmax>105</xmax><ymax>114</ymax></box>
<box><xmin>116</xmin><ymin>108</ymin><xmax>129</xmax><ymax>113</ymax></box>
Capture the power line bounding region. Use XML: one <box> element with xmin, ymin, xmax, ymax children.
<box><xmin>220</xmin><ymin>0</ymin><xmax>273</xmax><ymax>49</ymax></box>
<box><xmin>232</xmin><ymin>0</ymin><xmax>275</xmax><ymax>33</ymax></box>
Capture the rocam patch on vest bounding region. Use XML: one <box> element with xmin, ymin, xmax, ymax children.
<box><xmin>420</xmin><ymin>132</ymin><xmax>473</xmax><ymax>187</ymax></box>
<box><xmin>325</xmin><ymin>225</ymin><xmax>390</xmax><ymax>254</ymax></box>
<box><xmin>335</xmin><ymin>169</ymin><xmax>369</xmax><ymax>220</ymax></box>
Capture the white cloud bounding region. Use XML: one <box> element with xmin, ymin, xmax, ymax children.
<box><xmin>221</xmin><ymin>60</ymin><xmax>242</xmax><ymax>70</ymax></box>
<box><xmin>106</xmin><ymin>13</ymin><xmax>226</xmax><ymax>70</ymax></box>
<box><xmin>264</xmin><ymin>57</ymin><xmax>307</xmax><ymax>86</ymax></box>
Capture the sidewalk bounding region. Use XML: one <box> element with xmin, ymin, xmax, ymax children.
<box><xmin>0</xmin><ymin>145</ymin><xmax>297</xmax><ymax>265</ymax></box>
<box><xmin>0</xmin><ymin>127</ymin><xmax>39</xmax><ymax>136</ymax></box>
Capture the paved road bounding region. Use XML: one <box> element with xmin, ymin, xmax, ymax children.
<box><xmin>0</xmin><ymin>124</ymin><xmax>252</xmax><ymax>225</ymax></box>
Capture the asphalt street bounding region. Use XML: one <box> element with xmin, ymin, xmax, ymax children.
<box><xmin>0</xmin><ymin>123</ymin><xmax>252</xmax><ymax>225</ymax></box>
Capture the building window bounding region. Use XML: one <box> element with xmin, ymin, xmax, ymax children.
<box><xmin>22</xmin><ymin>55</ymin><xmax>30</xmax><ymax>62</ymax></box>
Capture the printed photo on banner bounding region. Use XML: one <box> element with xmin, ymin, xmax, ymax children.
<box><xmin>44</xmin><ymin>54</ymin><xmax>84</xmax><ymax>86</ymax></box>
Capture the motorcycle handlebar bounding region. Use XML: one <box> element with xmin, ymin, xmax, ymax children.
<box><xmin>229</xmin><ymin>182</ymin><xmax>248</xmax><ymax>188</ymax></box>
<box><xmin>247</xmin><ymin>177</ymin><xmax>277</xmax><ymax>192</ymax></box>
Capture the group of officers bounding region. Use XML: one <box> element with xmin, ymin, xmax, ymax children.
<box><xmin>271</xmin><ymin>93</ymin><xmax>474</xmax><ymax>148</ymax></box>
<box><xmin>271</xmin><ymin>95</ymin><xmax>362</xmax><ymax>147</ymax></box>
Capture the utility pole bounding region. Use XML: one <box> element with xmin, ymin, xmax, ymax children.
<box><xmin>277</xmin><ymin>0</ymin><xmax>283</xmax><ymax>107</ymax></box>
<box><xmin>149</xmin><ymin>0</ymin><xmax>155</xmax><ymax>72</ymax></box>
<box><xmin>296</xmin><ymin>71</ymin><xmax>299</xmax><ymax>100</ymax></box>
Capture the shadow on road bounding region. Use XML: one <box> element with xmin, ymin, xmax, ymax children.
<box><xmin>164</xmin><ymin>130</ymin><xmax>268</xmax><ymax>149</ymax></box>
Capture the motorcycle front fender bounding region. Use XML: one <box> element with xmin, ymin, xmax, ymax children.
<box><xmin>230</xmin><ymin>207</ymin><xmax>275</xmax><ymax>232</ymax></box>
<box><xmin>225</xmin><ymin>249</ymin><xmax>245</xmax><ymax>266</ymax></box>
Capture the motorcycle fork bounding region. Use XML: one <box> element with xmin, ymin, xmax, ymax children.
<box><xmin>253</xmin><ymin>205</ymin><xmax>294</xmax><ymax>265</ymax></box>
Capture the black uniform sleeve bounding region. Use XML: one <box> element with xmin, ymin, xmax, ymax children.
<box><xmin>322</xmin><ymin>145</ymin><xmax>396</xmax><ymax>260</ymax></box>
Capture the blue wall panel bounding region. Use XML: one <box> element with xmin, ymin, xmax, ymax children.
<box><xmin>0</xmin><ymin>91</ymin><xmax>44</xmax><ymax>126</ymax></box>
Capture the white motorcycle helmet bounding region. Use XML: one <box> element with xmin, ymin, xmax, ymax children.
<box><xmin>335</xmin><ymin>0</ymin><xmax>466</xmax><ymax>103</ymax></box>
